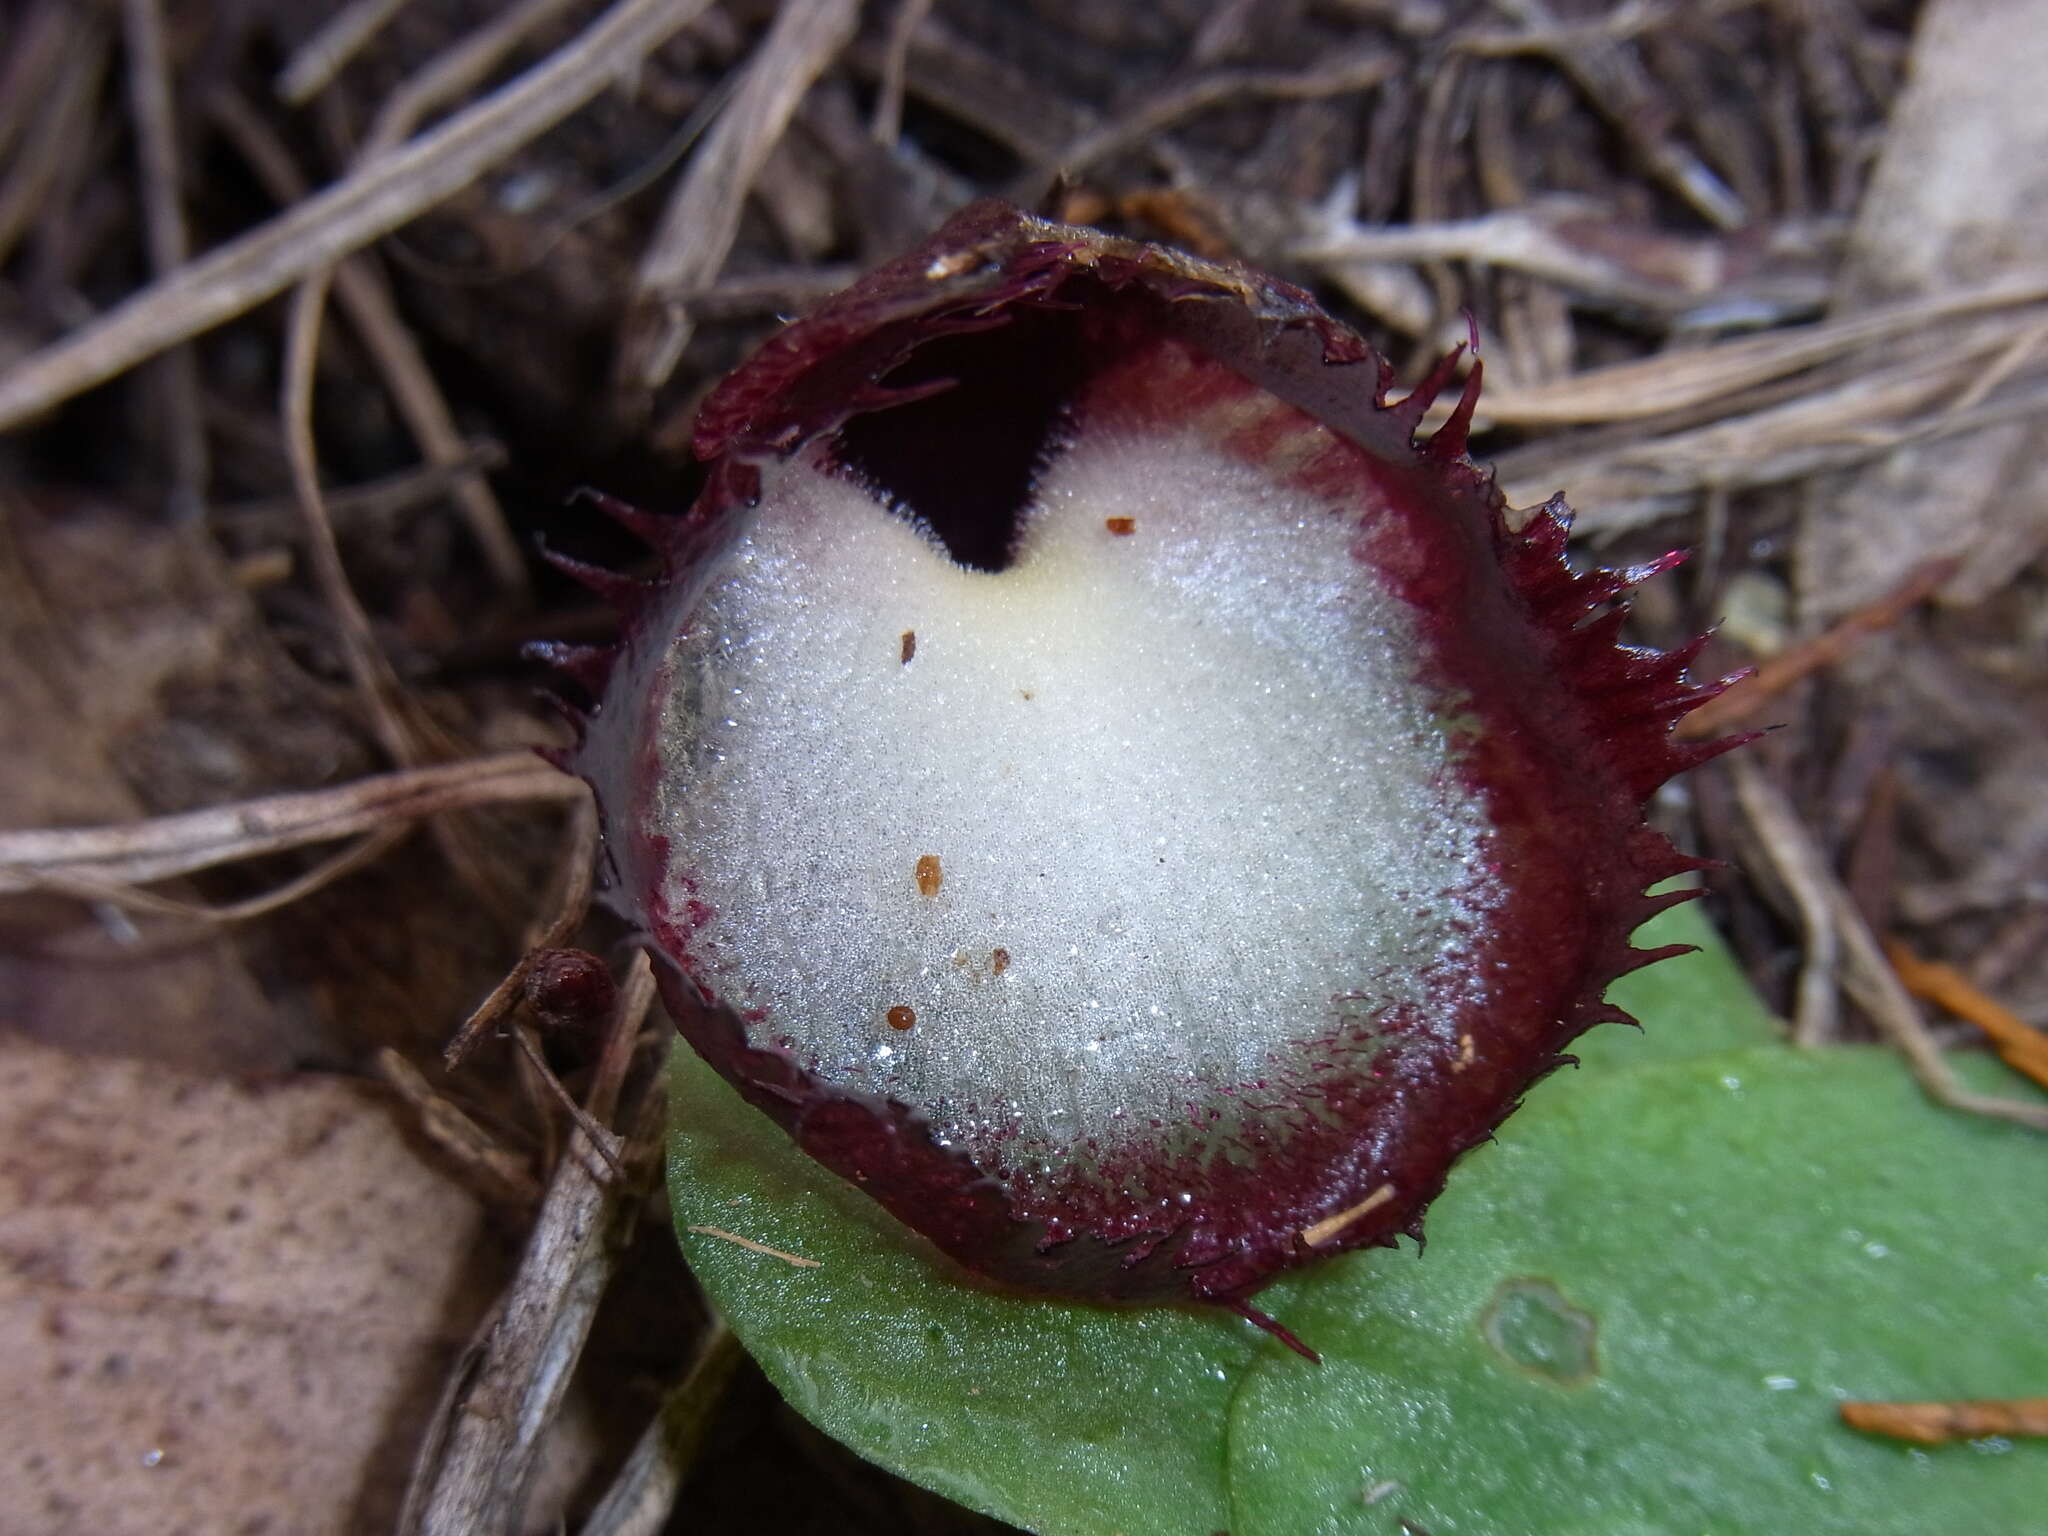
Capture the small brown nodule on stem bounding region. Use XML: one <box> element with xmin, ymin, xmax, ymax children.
<box><xmin>523</xmin><ymin>947</ymin><xmax>617</xmax><ymax>1049</ymax></box>
<box><xmin>886</xmin><ymin>1005</ymin><xmax>917</xmax><ymax>1031</ymax></box>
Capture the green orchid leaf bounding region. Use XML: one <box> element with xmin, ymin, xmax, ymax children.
<box><xmin>667</xmin><ymin>1038</ymin><xmax>1252</xmax><ymax>1535</ymax></box>
<box><xmin>666</xmin><ymin>915</ymin><xmax>2044</xmax><ymax>1536</ymax></box>
<box><xmin>1226</xmin><ymin>1047</ymin><xmax>2048</xmax><ymax>1535</ymax></box>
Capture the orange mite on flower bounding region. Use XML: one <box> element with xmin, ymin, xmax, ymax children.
<box><xmin>534</xmin><ymin>202</ymin><xmax>1744</xmax><ymax>1356</ymax></box>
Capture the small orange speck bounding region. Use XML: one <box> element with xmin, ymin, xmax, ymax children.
<box><xmin>915</xmin><ymin>854</ymin><xmax>943</xmax><ymax>897</ymax></box>
<box><xmin>887</xmin><ymin>1005</ymin><xmax>916</xmax><ymax>1031</ymax></box>
<box><xmin>1105</xmin><ymin>516</ymin><xmax>1137</xmax><ymax>536</ymax></box>
<box><xmin>991</xmin><ymin>947</ymin><xmax>1010</xmax><ymax>976</ymax></box>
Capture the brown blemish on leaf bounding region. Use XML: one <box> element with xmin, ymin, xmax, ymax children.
<box><xmin>914</xmin><ymin>854</ymin><xmax>943</xmax><ymax>897</ymax></box>
<box><xmin>1479</xmin><ymin>1277</ymin><xmax>1598</xmax><ymax>1387</ymax></box>
<box><xmin>991</xmin><ymin>947</ymin><xmax>1011</xmax><ymax>977</ymax></box>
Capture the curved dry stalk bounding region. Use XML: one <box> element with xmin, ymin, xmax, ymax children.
<box><xmin>298</xmin><ymin>0</ymin><xmax>598</xmax><ymax>594</ymax></box>
<box><xmin>22</xmin><ymin>824</ymin><xmax>410</xmax><ymax>926</ymax></box>
<box><xmin>1730</xmin><ymin>758</ymin><xmax>1839</xmax><ymax>1045</ymax></box>
<box><xmin>282</xmin><ymin>271</ymin><xmax>433</xmax><ymax>771</ymax></box>
<box><xmin>576</xmin><ymin>1319</ymin><xmax>744</xmax><ymax>1536</ymax></box>
<box><xmin>207</xmin><ymin>85</ymin><xmax>529</xmax><ymax>593</ymax></box>
<box><xmin>360</xmin><ymin>0</ymin><xmax>592</xmax><ymax>157</ymax></box>
<box><xmin>279</xmin><ymin>259</ymin><xmax>527</xmax><ymax>907</ymax></box>
<box><xmin>620</xmin><ymin>0</ymin><xmax>861</xmax><ymax>391</ymax></box>
<box><xmin>1042</xmin><ymin>45</ymin><xmax>1397</xmax><ymax>179</ymax></box>
<box><xmin>0</xmin><ymin>9</ymin><xmax>104</xmax><ymax>271</ymax></box>
<box><xmin>0</xmin><ymin>752</ymin><xmax>584</xmax><ymax>896</ymax></box>
<box><xmin>0</xmin><ymin>0</ymin><xmax>714</xmax><ymax>433</ymax></box>
<box><xmin>274</xmin><ymin>0</ymin><xmax>412</xmax><ymax>105</ymax></box>
<box><xmin>121</xmin><ymin>0</ymin><xmax>209</xmax><ymax>519</ymax></box>
<box><xmin>1733</xmin><ymin>761</ymin><xmax>2048</xmax><ymax>1132</ymax></box>
<box><xmin>868</xmin><ymin>0</ymin><xmax>935</xmax><ymax>146</ymax></box>
<box><xmin>399</xmin><ymin>954</ymin><xmax>662</xmax><ymax>1536</ymax></box>
<box><xmin>445</xmin><ymin>792</ymin><xmax>599</xmax><ymax>1067</ymax></box>
<box><xmin>1473</xmin><ymin>276</ymin><xmax>2048</xmax><ymax>428</ymax></box>
<box><xmin>375</xmin><ymin>1046</ymin><xmax>546</xmax><ymax>1208</ymax></box>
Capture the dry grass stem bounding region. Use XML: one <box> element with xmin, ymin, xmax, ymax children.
<box><xmin>622</xmin><ymin>0</ymin><xmax>860</xmax><ymax>391</ymax></box>
<box><xmin>1295</xmin><ymin>203</ymin><xmax>1823</xmax><ymax>317</ymax></box>
<box><xmin>120</xmin><ymin>0</ymin><xmax>209</xmax><ymax>519</ymax></box>
<box><xmin>1730</xmin><ymin>759</ymin><xmax>1839</xmax><ymax>1046</ymax></box>
<box><xmin>0</xmin><ymin>5</ymin><xmax>72</xmax><ymax>169</ymax></box>
<box><xmin>0</xmin><ymin>0</ymin><xmax>712</xmax><ymax>432</ymax></box>
<box><xmin>590</xmin><ymin>951</ymin><xmax>656</xmax><ymax>1125</ymax></box>
<box><xmin>1732</xmin><ymin>760</ymin><xmax>2048</xmax><ymax>1131</ymax></box>
<box><xmin>1887</xmin><ymin>942</ymin><xmax>2048</xmax><ymax>1092</ymax></box>
<box><xmin>0</xmin><ymin>10</ymin><xmax>104</xmax><ymax>271</ymax></box>
<box><xmin>1679</xmin><ymin>558</ymin><xmax>1957</xmax><ymax>740</ymax></box>
<box><xmin>211</xmin><ymin>439</ymin><xmax>507</xmax><ymax>532</ymax></box>
<box><xmin>1499</xmin><ymin>346</ymin><xmax>2048</xmax><ymax>535</ymax></box>
<box><xmin>513</xmin><ymin>1025</ymin><xmax>628</xmax><ymax>1182</ymax></box>
<box><xmin>0</xmin><ymin>752</ymin><xmax>584</xmax><ymax>896</ymax></box>
<box><xmin>514</xmin><ymin>947</ymin><xmax>650</xmax><ymax>1189</ymax></box>
<box><xmin>362</xmin><ymin>0</ymin><xmax>593</xmax><ymax>156</ymax></box>
<box><xmin>684</xmin><ymin>1227</ymin><xmax>823</xmax><ymax>1269</ymax></box>
<box><xmin>868</xmin><ymin>0</ymin><xmax>936</xmax><ymax>146</ymax></box>
<box><xmin>1472</xmin><ymin>276</ymin><xmax>2048</xmax><ymax>428</ymax></box>
<box><xmin>1044</xmin><ymin>45</ymin><xmax>1397</xmax><ymax>180</ymax></box>
<box><xmin>399</xmin><ymin>966</ymin><xmax>663</xmax><ymax>1536</ymax></box>
<box><xmin>446</xmin><ymin>793</ymin><xmax>600</xmax><ymax>1067</ymax></box>
<box><xmin>1831</xmin><ymin>885</ymin><xmax>2048</xmax><ymax>1133</ymax></box>
<box><xmin>686</xmin><ymin>263</ymin><xmax>863</xmax><ymax>317</ymax></box>
<box><xmin>1841</xmin><ymin>1398</ymin><xmax>2048</xmax><ymax>1445</ymax></box>
<box><xmin>278</xmin><ymin>256</ymin><xmax>527</xmax><ymax>906</ymax></box>
<box><xmin>274</xmin><ymin>0</ymin><xmax>412</xmax><ymax>106</ymax></box>
<box><xmin>282</xmin><ymin>271</ymin><xmax>441</xmax><ymax>770</ymax></box>
<box><xmin>26</xmin><ymin>823</ymin><xmax>410</xmax><ymax>927</ymax></box>
<box><xmin>375</xmin><ymin>1046</ymin><xmax>545</xmax><ymax>1207</ymax></box>
<box><xmin>1471</xmin><ymin>0</ymin><xmax>1747</xmax><ymax>229</ymax></box>
<box><xmin>867</xmin><ymin>15</ymin><xmax>1092</xmax><ymax>166</ymax></box>
<box><xmin>208</xmin><ymin>85</ymin><xmax>529</xmax><ymax>592</ymax></box>
<box><xmin>577</xmin><ymin>1320</ymin><xmax>745</xmax><ymax>1536</ymax></box>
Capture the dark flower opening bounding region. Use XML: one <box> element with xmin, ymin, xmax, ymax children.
<box><xmin>832</xmin><ymin>301</ymin><xmax>1089</xmax><ymax>572</ymax></box>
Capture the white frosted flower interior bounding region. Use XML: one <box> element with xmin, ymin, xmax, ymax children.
<box><xmin>652</xmin><ymin>416</ymin><xmax>1501</xmax><ymax>1180</ymax></box>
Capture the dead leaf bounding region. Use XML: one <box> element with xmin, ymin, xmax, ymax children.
<box><xmin>0</xmin><ymin>1035</ymin><xmax>503</xmax><ymax>1535</ymax></box>
<box><xmin>1797</xmin><ymin>0</ymin><xmax>2048</xmax><ymax>618</ymax></box>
